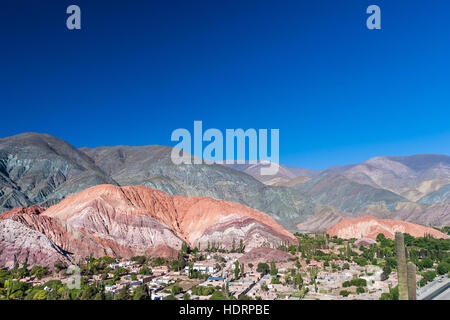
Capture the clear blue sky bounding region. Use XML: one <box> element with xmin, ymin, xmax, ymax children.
<box><xmin>1</xmin><ymin>0</ymin><xmax>449</xmax><ymax>169</ymax></box>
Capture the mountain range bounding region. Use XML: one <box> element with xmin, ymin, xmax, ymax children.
<box><xmin>327</xmin><ymin>216</ymin><xmax>449</xmax><ymax>240</ymax></box>
<box><xmin>0</xmin><ymin>184</ymin><xmax>295</xmax><ymax>267</ymax></box>
<box><xmin>1</xmin><ymin>132</ymin><xmax>450</xmax><ymax>235</ymax></box>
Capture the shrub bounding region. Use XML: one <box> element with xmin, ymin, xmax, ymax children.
<box><xmin>422</xmin><ymin>270</ymin><xmax>437</xmax><ymax>283</ymax></box>
<box><xmin>271</xmin><ymin>277</ymin><xmax>281</xmax><ymax>284</ymax></box>
<box><xmin>171</xmin><ymin>285</ymin><xmax>182</xmax><ymax>295</ymax></box>
<box><xmin>209</xmin><ymin>291</ymin><xmax>227</xmax><ymax>300</ymax></box>
<box><xmin>33</xmin><ymin>290</ymin><xmax>48</xmax><ymax>300</ymax></box>
<box><xmin>256</xmin><ymin>263</ymin><xmax>270</xmax><ymax>275</ymax></box>
<box><xmin>437</xmin><ymin>262</ymin><xmax>449</xmax><ymax>275</ymax></box>
<box><xmin>343</xmin><ymin>278</ymin><xmax>367</xmax><ymax>287</ymax></box>
<box><xmin>339</xmin><ymin>290</ymin><xmax>350</xmax><ymax>297</ymax></box>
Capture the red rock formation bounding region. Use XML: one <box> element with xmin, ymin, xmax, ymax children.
<box><xmin>327</xmin><ymin>216</ymin><xmax>449</xmax><ymax>240</ymax></box>
<box><xmin>0</xmin><ymin>219</ymin><xmax>72</xmax><ymax>269</ymax></box>
<box><xmin>148</xmin><ymin>244</ymin><xmax>178</xmax><ymax>259</ymax></box>
<box><xmin>354</xmin><ymin>238</ymin><xmax>377</xmax><ymax>247</ymax></box>
<box><xmin>197</xmin><ymin>214</ymin><xmax>293</xmax><ymax>250</ymax></box>
<box><xmin>1</xmin><ymin>185</ymin><xmax>295</xmax><ymax>264</ymax></box>
<box><xmin>1</xmin><ymin>205</ymin><xmax>45</xmax><ymax>218</ymax></box>
<box><xmin>238</xmin><ymin>247</ymin><xmax>294</xmax><ymax>265</ymax></box>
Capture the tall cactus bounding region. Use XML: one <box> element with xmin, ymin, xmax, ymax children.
<box><xmin>407</xmin><ymin>262</ymin><xmax>417</xmax><ymax>300</ymax></box>
<box><xmin>395</xmin><ymin>232</ymin><xmax>408</xmax><ymax>300</ymax></box>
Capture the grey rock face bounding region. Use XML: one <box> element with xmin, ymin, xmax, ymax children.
<box><xmin>319</xmin><ymin>154</ymin><xmax>450</xmax><ymax>194</ymax></box>
<box><xmin>419</xmin><ymin>184</ymin><xmax>450</xmax><ymax>204</ymax></box>
<box><xmin>224</xmin><ymin>162</ymin><xmax>320</xmax><ymax>185</ymax></box>
<box><xmin>293</xmin><ymin>174</ymin><xmax>409</xmax><ymax>213</ymax></box>
<box><xmin>80</xmin><ymin>145</ymin><xmax>307</xmax><ymax>230</ymax></box>
<box><xmin>1</xmin><ymin>133</ymin><xmax>449</xmax><ymax>232</ymax></box>
<box><xmin>0</xmin><ymin>133</ymin><xmax>118</xmax><ymax>212</ymax></box>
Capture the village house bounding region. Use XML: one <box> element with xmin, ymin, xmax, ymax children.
<box><xmin>108</xmin><ymin>261</ymin><xmax>136</xmax><ymax>270</ymax></box>
<box><xmin>105</xmin><ymin>285</ymin><xmax>118</xmax><ymax>293</ymax></box>
<box><xmin>184</xmin><ymin>262</ymin><xmax>216</xmax><ymax>275</ymax></box>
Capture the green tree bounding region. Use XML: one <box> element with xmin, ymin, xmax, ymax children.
<box><xmin>437</xmin><ymin>262</ymin><xmax>449</xmax><ymax>275</ymax></box>
<box><xmin>294</xmin><ymin>273</ymin><xmax>303</xmax><ymax>288</ymax></box>
<box><xmin>256</xmin><ymin>263</ymin><xmax>270</xmax><ymax>275</ymax></box>
<box><xmin>270</xmin><ymin>261</ymin><xmax>278</xmax><ymax>276</ymax></box>
<box><xmin>239</xmin><ymin>239</ymin><xmax>245</xmax><ymax>253</ymax></box>
<box><xmin>139</xmin><ymin>267</ymin><xmax>151</xmax><ymax>275</ymax></box>
<box><xmin>209</xmin><ymin>291</ymin><xmax>227</xmax><ymax>300</ymax></box>
<box><xmin>114</xmin><ymin>285</ymin><xmax>130</xmax><ymax>300</ymax></box>
<box><xmin>385</xmin><ymin>257</ymin><xmax>397</xmax><ymax>269</ymax></box>
<box><xmin>30</xmin><ymin>265</ymin><xmax>49</xmax><ymax>279</ymax></box>
<box><xmin>380</xmin><ymin>286</ymin><xmax>399</xmax><ymax>300</ymax></box>
<box><xmin>234</xmin><ymin>261</ymin><xmax>240</xmax><ymax>279</ymax></box>
<box><xmin>133</xmin><ymin>284</ymin><xmax>150</xmax><ymax>300</ymax></box>
<box><xmin>381</xmin><ymin>264</ymin><xmax>392</xmax><ymax>281</ymax></box>
<box><xmin>33</xmin><ymin>290</ymin><xmax>48</xmax><ymax>300</ymax></box>
<box><xmin>131</xmin><ymin>256</ymin><xmax>147</xmax><ymax>265</ymax></box>
<box><xmin>183</xmin><ymin>293</ymin><xmax>191</xmax><ymax>300</ymax></box>
<box><xmin>181</xmin><ymin>242</ymin><xmax>189</xmax><ymax>255</ymax></box>
<box><xmin>422</xmin><ymin>270</ymin><xmax>437</xmax><ymax>283</ymax></box>
<box><xmin>271</xmin><ymin>277</ymin><xmax>281</xmax><ymax>284</ymax></box>
<box><xmin>171</xmin><ymin>285</ymin><xmax>182</xmax><ymax>295</ymax></box>
<box><xmin>339</xmin><ymin>290</ymin><xmax>350</xmax><ymax>297</ymax></box>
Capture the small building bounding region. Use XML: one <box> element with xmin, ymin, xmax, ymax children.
<box><xmin>105</xmin><ymin>285</ymin><xmax>117</xmax><ymax>293</ymax></box>
<box><xmin>184</xmin><ymin>263</ymin><xmax>216</xmax><ymax>274</ymax></box>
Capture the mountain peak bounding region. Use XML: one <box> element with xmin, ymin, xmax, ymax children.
<box><xmin>327</xmin><ymin>216</ymin><xmax>449</xmax><ymax>240</ymax></box>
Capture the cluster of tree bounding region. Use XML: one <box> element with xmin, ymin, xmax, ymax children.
<box><xmin>376</xmin><ymin>233</ymin><xmax>450</xmax><ymax>285</ymax></box>
<box><xmin>283</xmin><ymin>269</ymin><xmax>303</xmax><ymax>288</ymax></box>
<box><xmin>379</xmin><ymin>286</ymin><xmax>399</xmax><ymax>300</ymax></box>
<box><xmin>187</xmin><ymin>268</ymin><xmax>209</xmax><ymax>280</ymax></box>
<box><xmin>256</xmin><ymin>263</ymin><xmax>270</xmax><ymax>275</ymax></box>
<box><xmin>205</xmin><ymin>241</ymin><xmax>227</xmax><ymax>253</ymax></box>
<box><xmin>233</xmin><ymin>261</ymin><xmax>245</xmax><ymax>279</ymax></box>
<box><xmin>6</xmin><ymin>262</ymin><xmax>50</xmax><ymax>280</ymax></box>
<box><xmin>230</xmin><ymin>239</ymin><xmax>245</xmax><ymax>253</ymax></box>
<box><xmin>171</xmin><ymin>285</ymin><xmax>183</xmax><ymax>295</ymax></box>
<box><xmin>113</xmin><ymin>284</ymin><xmax>150</xmax><ymax>300</ymax></box>
<box><xmin>380</xmin><ymin>264</ymin><xmax>392</xmax><ymax>281</ymax></box>
<box><xmin>292</xmin><ymin>234</ymin><xmax>329</xmax><ymax>259</ymax></box>
<box><xmin>339</xmin><ymin>290</ymin><xmax>350</xmax><ymax>297</ymax></box>
<box><xmin>190</xmin><ymin>285</ymin><xmax>216</xmax><ymax>296</ymax></box>
<box><xmin>7</xmin><ymin>277</ymin><xmax>150</xmax><ymax>300</ymax></box>
<box><xmin>79</xmin><ymin>256</ymin><xmax>115</xmax><ymax>277</ymax></box>
<box><xmin>377</xmin><ymin>233</ymin><xmax>449</xmax><ymax>267</ymax></box>
<box><xmin>419</xmin><ymin>270</ymin><xmax>438</xmax><ymax>287</ymax></box>
<box><xmin>253</xmin><ymin>261</ymin><xmax>278</xmax><ymax>277</ymax></box>
<box><xmin>342</xmin><ymin>278</ymin><xmax>367</xmax><ymax>288</ymax></box>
